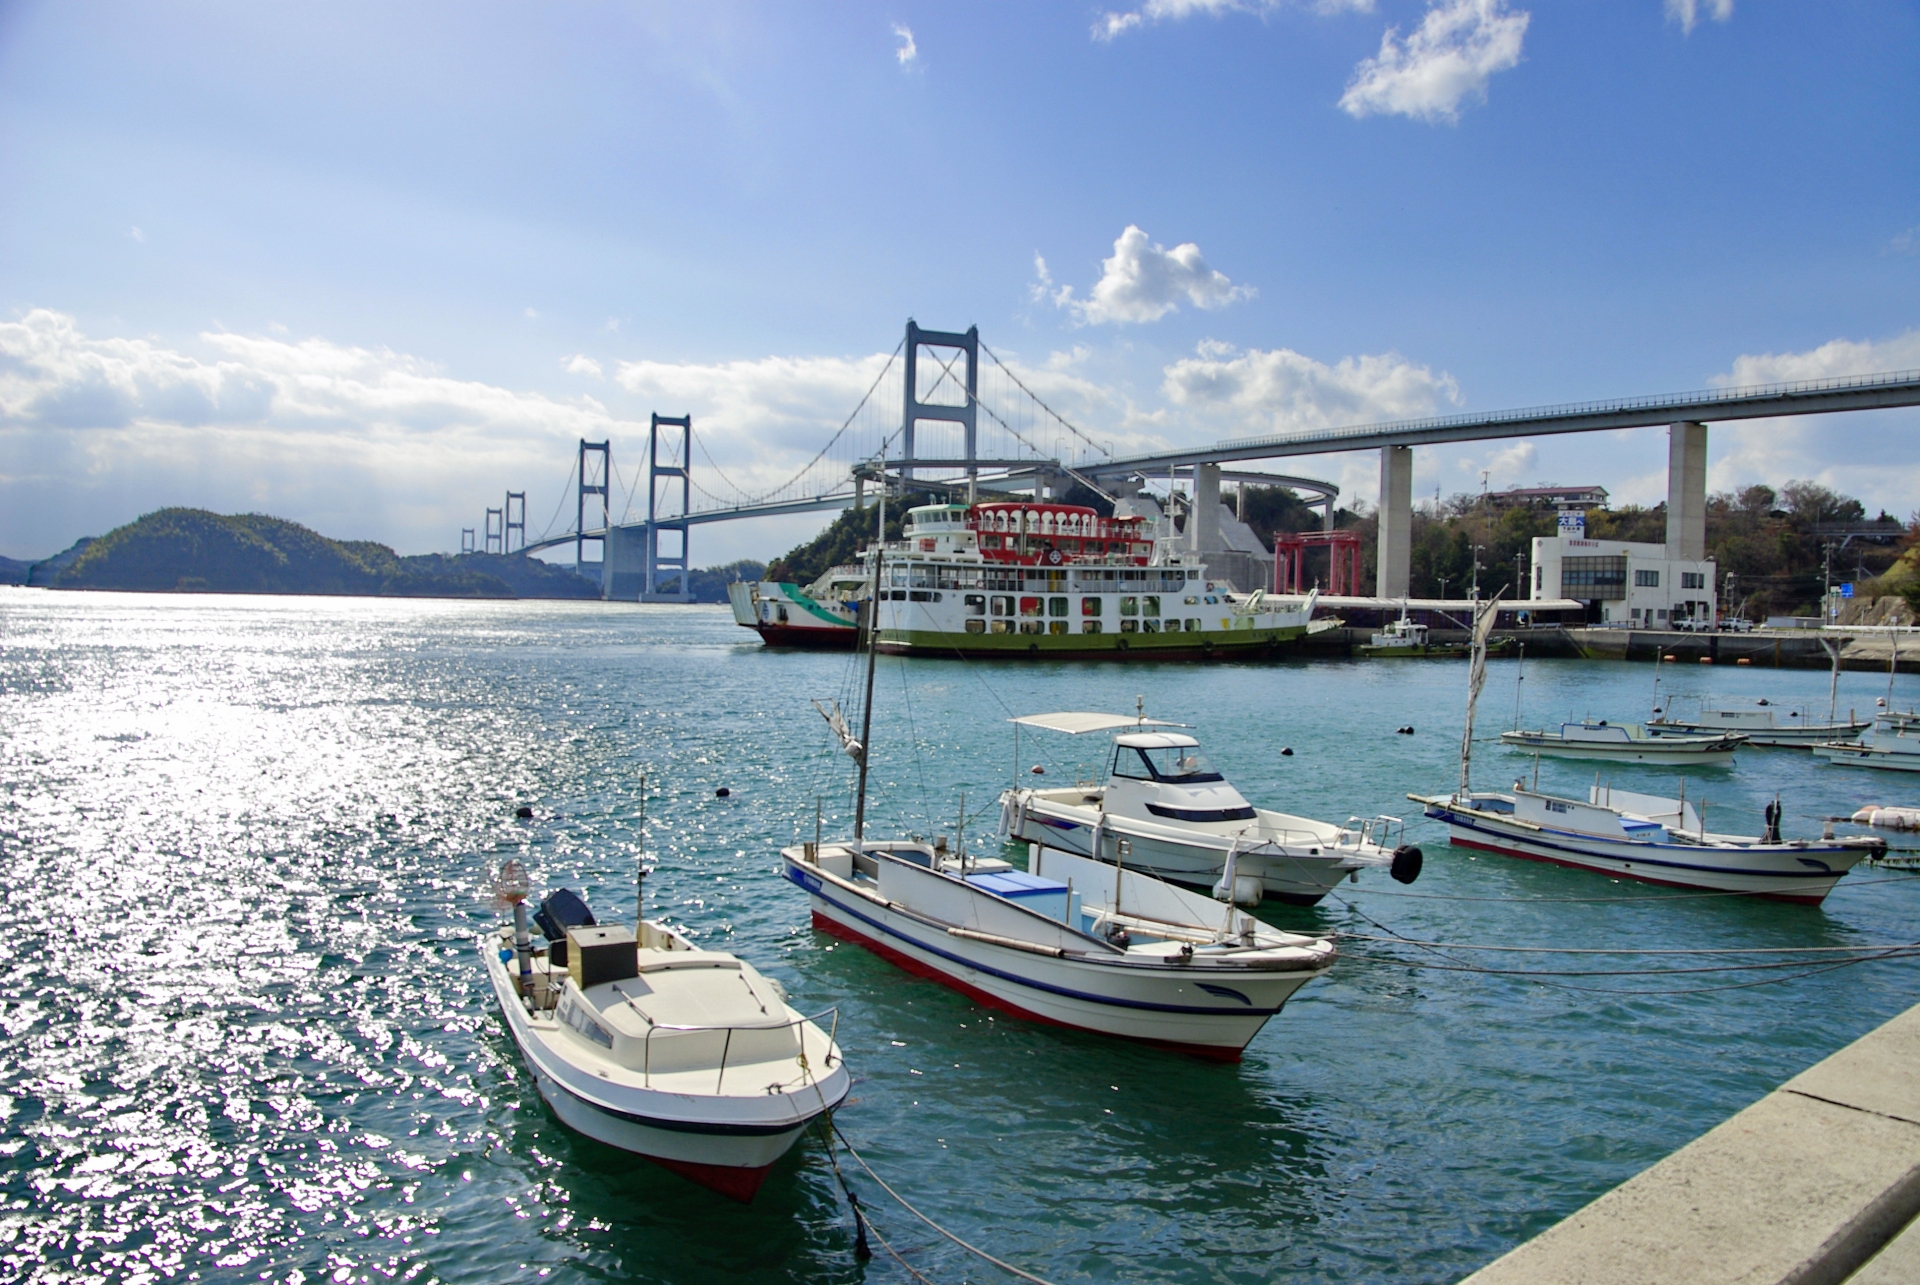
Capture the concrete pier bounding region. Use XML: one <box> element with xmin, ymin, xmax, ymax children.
<box><xmin>1377</xmin><ymin>444</ymin><xmax>1413</xmax><ymax>599</ymax></box>
<box><xmin>1667</xmin><ymin>421</ymin><xmax>1708</xmax><ymax>561</ymax></box>
<box><xmin>1457</xmin><ymin>1002</ymin><xmax>1920</xmax><ymax>1285</ymax></box>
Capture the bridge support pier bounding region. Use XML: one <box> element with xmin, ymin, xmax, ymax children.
<box><xmin>1667</xmin><ymin>421</ymin><xmax>1707</xmax><ymax>560</ymax></box>
<box><xmin>1377</xmin><ymin>445</ymin><xmax>1412</xmax><ymax>599</ymax></box>
<box><xmin>1190</xmin><ymin>463</ymin><xmax>1222</xmax><ymax>556</ymax></box>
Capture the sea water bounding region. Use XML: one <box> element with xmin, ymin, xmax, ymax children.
<box><xmin>3</xmin><ymin>589</ymin><xmax>1916</xmax><ymax>1285</ymax></box>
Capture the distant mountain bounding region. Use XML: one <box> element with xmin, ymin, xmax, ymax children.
<box><xmin>37</xmin><ymin>509</ymin><xmax>600</xmax><ymax>599</ymax></box>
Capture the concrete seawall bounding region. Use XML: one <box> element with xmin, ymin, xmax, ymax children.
<box><xmin>1456</xmin><ymin>1001</ymin><xmax>1920</xmax><ymax>1285</ymax></box>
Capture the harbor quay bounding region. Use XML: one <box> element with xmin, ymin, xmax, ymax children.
<box><xmin>1455</xmin><ymin>999</ymin><xmax>1920</xmax><ymax>1285</ymax></box>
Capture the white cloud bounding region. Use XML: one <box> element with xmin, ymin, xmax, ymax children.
<box><xmin>1160</xmin><ymin>339</ymin><xmax>1460</xmax><ymax>435</ymax></box>
<box><xmin>1892</xmin><ymin>227</ymin><xmax>1919</xmax><ymax>256</ymax></box>
<box><xmin>1339</xmin><ymin>0</ymin><xmax>1529</xmax><ymax>124</ymax></box>
<box><xmin>564</xmin><ymin>354</ymin><xmax>604</xmax><ymax>379</ymax></box>
<box><xmin>1045</xmin><ymin>226</ymin><xmax>1254</xmax><ymax>326</ymax></box>
<box><xmin>1666</xmin><ymin>0</ymin><xmax>1732</xmax><ymax>34</ymax></box>
<box><xmin>1094</xmin><ymin>0</ymin><xmax>1370</xmax><ymax>42</ymax></box>
<box><xmin>1714</xmin><ymin>329</ymin><xmax>1920</xmax><ymax>387</ymax></box>
<box><xmin>0</xmin><ymin>309</ymin><xmax>636</xmax><ymax>558</ymax></box>
<box><xmin>128</xmin><ymin>226</ymin><xmax>145</xmax><ymax>244</ymax></box>
<box><xmin>893</xmin><ymin>23</ymin><xmax>917</xmax><ymax>65</ymax></box>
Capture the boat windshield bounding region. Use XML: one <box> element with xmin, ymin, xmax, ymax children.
<box><xmin>1113</xmin><ymin>745</ymin><xmax>1223</xmax><ymax>783</ymax></box>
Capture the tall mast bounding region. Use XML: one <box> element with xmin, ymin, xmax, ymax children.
<box><xmin>852</xmin><ymin>471</ymin><xmax>886</xmax><ymax>851</ymax></box>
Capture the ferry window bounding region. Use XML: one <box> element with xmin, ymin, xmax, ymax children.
<box><xmin>890</xmin><ymin>568</ymin><xmax>907</xmax><ymax>586</ymax></box>
<box><xmin>1120</xmin><ymin>619</ymin><xmax>1138</xmax><ymax>633</ymax></box>
<box><xmin>965</xmin><ymin>619</ymin><xmax>986</xmax><ymax>634</ymax></box>
<box><xmin>1185</xmin><ymin>619</ymin><xmax>1200</xmax><ymax>631</ymax></box>
<box><xmin>1204</xmin><ymin>595</ymin><xmax>1218</xmax><ymax>605</ymax></box>
<box><xmin>1082</xmin><ymin>619</ymin><xmax>1102</xmax><ymax>634</ymax></box>
<box><xmin>964</xmin><ymin>594</ymin><xmax>986</xmax><ymax>616</ymax></box>
<box><xmin>1184</xmin><ymin>595</ymin><xmax>1198</xmax><ymax>605</ymax></box>
<box><xmin>1081</xmin><ymin>597</ymin><xmax>1102</xmax><ymax>616</ymax></box>
<box><xmin>1143</xmin><ymin>596</ymin><xmax>1160</xmax><ymax>616</ymax></box>
<box><xmin>990</xmin><ymin>620</ymin><xmax>1011</xmax><ymax>634</ymax></box>
<box><xmin>1049</xmin><ymin>620</ymin><xmax>1068</xmax><ymax>635</ymax></box>
<box><xmin>1020</xmin><ymin>620</ymin><xmax>1045</xmax><ymax>635</ymax></box>
<box><xmin>1635</xmin><ymin>570</ymin><xmax>1660</xmax><ymax>587</ymax></box>
<box><xmin>992</xmin><ymin>595</ymin><xmax>1012</xmax><ymax>617</ymax></box>
<box><xmin>1019</xmin><ymin>596</ymin><xmax>1042</xmax><ymax>617</ymax></box>
<box><xmin>1048</xmin><ymin>597</ymin><xmax>1069</xmax><ymax>618</ymax></box>
<box><xmin>1142</xmin><ymin>618</ymin><xmax>1159</xmax><ymax>632</ymax></box>
<box><xmin>1188</xmin><ymin>570</ymin><xmax>1199</xmax><ymax>580</ymax></box>
<box><xmin>1120</xmin><ymin>596</ymin><xmax>1138</xmax><ymax>616</ymax></box>
<box><xmin>910</xmin><ymin>567</ymin><xmax>934</xmax><ymax>588</ymax></box>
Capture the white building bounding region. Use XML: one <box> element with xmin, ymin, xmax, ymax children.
<box><xmin>1530</xmin><ymin>532</ymin><xmax>1716</xmax><ymax>626</ymax></box>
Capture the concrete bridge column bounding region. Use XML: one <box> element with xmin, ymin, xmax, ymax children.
<box><xmin>1667</xmin><ymin>422</ymin><xmax>1707</xmax><ymax>560</ymax></box>
<box><xmin>1191</xmin><ymin>462</ymin><xmax>1222</xmax><ymax>556</ymax></box>
<box><xmin>1377</xmin><ymin>445</ymin><xmax>1412</xmax><ymax>598</ymax></box>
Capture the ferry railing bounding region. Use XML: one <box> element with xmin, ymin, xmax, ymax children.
<box><xmin>639</xmin><ymin>1005</ymin><xmax>841</xmax><ymax>1093</ymax></box>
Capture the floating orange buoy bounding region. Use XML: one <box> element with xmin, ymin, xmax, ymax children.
<box><xmin>1699</xmin><ymin>657</ymin><xmax>1713</xmax><ymax>664</ymax></box>
<box><xmin>1664</xmin><ymin>654</ymin><xmax>1677</xmax><ymax>661</ymax></box>
<box><xmin>1737</xmin><ymin>657</ymin><xmax>1751</xmax><ymax>666</ymax></box>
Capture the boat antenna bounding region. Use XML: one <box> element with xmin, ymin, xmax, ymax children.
<box><xmin>1821</xmin><ymin>636</ymin><xmax>1842</xmax><ymax>724</ymax></box>
<box><xmin>1512</xmin><ymin>641</ymin><xmax>1525</xmax><ymax>731</ymax></box>
<box><xmin>1651</xmin><ymin>649</ymin><xmax>1663</xmax><ymax>717</ymax></box>
<box><xmin>1136</xmin><ymin>693</ymin><xmax>1145</xmax><ymax>725</ymax></box>
<box><xmin>645</xmin><ymin>772</ymin><xmax>652</xmax><ymax>933</ymax></box>
<box><xmin>1457</xmin><ymin>590</ymin><xmax>1505</xmax><ymax>799</ymax></box>
<box><xmin>852</xmin><ymin>459</ymin><xmax>885</xmax><ymax>853</ymax></box>
<box><xmin>1889</xmin><ymin>631</ymin><xmax>1899</xmax><ymax>708</ymax></box>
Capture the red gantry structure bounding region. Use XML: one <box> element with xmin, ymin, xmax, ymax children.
<box><xmin>1273</xmin><ymin>530</ymin><xmax>1364</xmax><ymax>596</ymax></box>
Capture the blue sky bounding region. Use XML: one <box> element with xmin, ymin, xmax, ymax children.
<box><xmin>2</xmin><ymin>0</ymin><xmax>1917</xmax><ymax>563</ymax></box>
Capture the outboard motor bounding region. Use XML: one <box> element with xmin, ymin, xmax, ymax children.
<box><xmin>534</xmin><ymin>888</ymin><xmax>596</xmax><ymax>966</ymax></box>
<box><xmin>1390</xmin><ymin>845</ymin><xmax>1423</xmax><ymax>885</ymax></box>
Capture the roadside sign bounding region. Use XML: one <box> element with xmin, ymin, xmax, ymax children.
<box><xmin>1841</xmin><ymin>583</ymin><xmax>1855</xmax><ymax>599</ymax></box>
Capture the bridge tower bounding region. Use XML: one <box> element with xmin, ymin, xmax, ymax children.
<box><xmin>901</xmin><ymin>321</ymin><xmax>978</xmax><ymax>484</ymax></box>
<box><xmin>577</xmin><ymin>439</ymin><xmax>610</xmax><ymax>583</ymax></box>
<box><xmin>460</xmin><ymin>528</ymin><xmax>476</xmax><ymax>555</ymax></box>
<box><xmin>504</xmin><ymin>491</ymin><xmax>526</xmax><ymax>554</ymax></box>
<box><xmin>484</xmin><ymin>507</ymin><xmax>504</xmax><ymax>555</ymax></box>
<box><xmin>643</xmin><ymin>414</ymin><xmax>693</xmax><ymax>602</ymax></box>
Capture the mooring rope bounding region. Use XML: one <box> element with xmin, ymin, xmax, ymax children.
<box><xmin>831</xmin><ymin>1121</ymin><xmax>1060</xmax><ymax>1285</ymax></box>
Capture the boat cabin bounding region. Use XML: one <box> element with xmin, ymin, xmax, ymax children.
<box><xmin>898</xmin><ymin>502</ymin><xmax>1156</xmax><ymax>567</ymax></box>
<box><xmin>1104</xmin><ymin>732</ymin><xmax>1259</xmax><ymax>825</ymax></box>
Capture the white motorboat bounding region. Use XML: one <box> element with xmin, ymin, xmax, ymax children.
<box><xmin>1501</xmin><ymin>720</ymin><xmax>1743</xmax><ymax>765</ymax></box>
<box><xmin>1813</xmin><ymin>720</ymin><xmax>1920</xmax><ymax>773</ymax></box>
<box><xmin>790</xmin><ymin>499</ymin><xmax>1335</xmax><ymax>1059</ymax></box>
<box><xmin>998</xmin><ymin>711</ymin><xmax>1422</xmax><ymax>906</ymax></box>
<box><xmin>781</xmin><ymin>839</ymin><xmax>1335</xmax><ymax>1060</ymax></box>
<box><xmin>1646</xmin><ymin>698</ymin><xmax>1869</xmax><ymax>747</ymax></box>
<box><xmin>483</xmin><ymin>868</ymin><xmax>849</xmax><ymax>1202</ymax></box>
<box><xmin>1411</xmin><ymin>784</ymin><xmax>1883</xmax><ymax>904</ymax></box>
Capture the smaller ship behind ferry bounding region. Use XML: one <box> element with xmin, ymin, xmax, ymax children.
<box><xmin>732</xmin><ymin>500</ymin><xmax>1329</xmax><ymax>660</ymax></box>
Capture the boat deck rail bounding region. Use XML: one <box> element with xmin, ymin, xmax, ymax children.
<box><xmin>615</xmin><ymin>1001</ymin><xmax>841</xmax><ymax>1093</ymax></box>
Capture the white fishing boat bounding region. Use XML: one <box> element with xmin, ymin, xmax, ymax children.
<box><xmin>1417</xmin><ymin>596</ymin><xmax>1883</xmax><ymax>902</ymax></box>
<box><xmin>1501</xmin><ymin>720</ymin><xmax>1743</xmax><ymax>765</ymax></box>
<box><xmin>998</xmin><ymin>710</ymin><xmax>1422</xmax><ymax>906</ymax></box>
<box><xmin>1646</xmin><ymin>698</ymin><xmax>1869</xmax><ymax>747</ymax></box>
<box><xmin>1410</xmin><ymin>784</ymin><xmax>1883</xmax><ymax>904</ymax></box>
<box><xmin>789</xmin><ymin>496</ymin><xmax>1336</xmax><ymax>1059</ymax></box>
<box><xmin>482</xmin><ymin>846</ymin><xmax>848</xmax><ymax>1202</ymax></box>
<box><xmin>1813</xmin><ymin>720</ymin><xmax>1920</xmax><ymax>773</ymax></box>
<box><xmin>781</xmin><ymin>839</ymin><xmax>1336</xmax><ymax>1060</ymax></box>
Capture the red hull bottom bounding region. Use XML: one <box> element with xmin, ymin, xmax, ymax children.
<box><xmin>1447</xmin><ymin>835</ymin><xmax>1828</xmax><ymax>906</ymax></box>
<box><xmin>649</xmin><ymin>1154</ymin><xmax>779</xmax><ymax>1203</ymax></box>
<box><xmin>751</xmin><ymin>623</ymin><xmax>855</xmax><ymax>650</ymax></box>
<box><xmin>810</xmin><ymin>909</ymin><xmax>1243</xmax><ymax>1062</ymax></box>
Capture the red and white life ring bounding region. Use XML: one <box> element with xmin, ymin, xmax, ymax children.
<box><xmin>1043</xmin><ymin>547</ymin><xmax>1065</xmax><ymax>566</ymax></box>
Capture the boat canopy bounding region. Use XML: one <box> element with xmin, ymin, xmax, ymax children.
<box><xmin>1010</xmin><ymin>712</ymin><xmax>1187</xmax><ymax>735</ymax></box>
<box><xmin>1113</xmin><ymin>732</ymin><xmax>1202</xmax><ymax>750</ymax></box>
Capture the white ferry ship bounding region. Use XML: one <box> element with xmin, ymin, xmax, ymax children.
<box><xmin>732</xmin><ymin>500</ymin><xmax>1322</xmax><ymax>660</ymax></box>
<box><xmin>727</xmin><ymin>565</ymin><xmax>865</xmax><ymax>649</ymax></box>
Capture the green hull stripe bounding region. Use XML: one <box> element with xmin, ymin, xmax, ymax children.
<box><xmin>771</xmin><ymin>583</ymin><xmax>854</xmax><ymax>627</ymax></box>
<box><xmin>878</xmin><ymin>625</ymin><xmax>1308</xmax><ymax>655</ymax></box>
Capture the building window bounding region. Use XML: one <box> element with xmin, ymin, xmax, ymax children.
<box><xmin>1634</xmin><ymin>569</ymin><xmax>1660</xmax><ymax>587</ymax></box>
<box><xmin>1681</xmin><ymin>571</ymin><xmax>1705</xmax><ymax>589</ymax></box>
<box><xmin>1561</xmin><ymin>556</ymin><xmax>1627</xmax><ymax>596</ymax></box>
<box><xmin>1534</xmin><ymin>566</ymin><xmax>1543</xmax><ymax>592</ymax></box>
<box><xmin>1657</xmin><ymin>609</ymin><xmax>1668</xmax><ymax>620</ymax></box>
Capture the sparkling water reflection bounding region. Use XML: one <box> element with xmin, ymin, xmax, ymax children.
<box><xmin>3</xmin><ymin>589</ymin><xmax>1917</xmax><ymax>1284</ymax></box>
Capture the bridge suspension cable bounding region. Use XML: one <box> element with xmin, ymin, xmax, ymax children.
<box><xmin>978</xmin><ymin>338</ymin><xmax>1112</xmax><ymax>461</ymax></box>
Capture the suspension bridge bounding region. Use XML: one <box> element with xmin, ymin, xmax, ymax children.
<box><xmin>468</xmin><ymin>318</ymin><xmax>1920</xmax><ymax>602</ymax></box>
